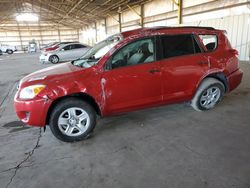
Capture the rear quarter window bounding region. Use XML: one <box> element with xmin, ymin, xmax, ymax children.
<box><xmin>199</xmin><ymin>35</ymin><xmax>218</xmax><ymax>52</ymax></box>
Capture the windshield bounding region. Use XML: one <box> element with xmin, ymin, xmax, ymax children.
<box><xmin>73</xmin><ymin>34</ymin><xmax>122</xmax><ymax>68</ymax></box>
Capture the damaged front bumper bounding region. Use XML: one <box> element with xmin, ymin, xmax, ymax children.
<box><xmin>14</xmin><ymin>93</ymin><xmax>52</xmax><ymax>127</ymax></box>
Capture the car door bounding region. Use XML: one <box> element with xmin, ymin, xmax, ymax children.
<box><xmin>73</xmin><ymin>44</ymin><xmax>89</xmax><ymax>59</ymax></box>
<box><xmin>101</xmin><ymin>37</ymin><xmax>163</xmax><ymax>114</ymax></box>
<box><xmin>57</xmin><ymin>44</ymin><xmax>74</xmax><ymax>61</ymax></box>
<box><xmin>158</xmin><ymin>34</ymin><xmax>210</xmax><ymax>103</ymax></box>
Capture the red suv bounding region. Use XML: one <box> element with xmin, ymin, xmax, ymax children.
<box><xmin>14</xmin><ymin>27</ymin><xmax>243</xmax><ymax>142</ymax></box>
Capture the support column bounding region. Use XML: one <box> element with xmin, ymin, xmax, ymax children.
<box><xmin>16</xmin><ymin>22</ymin><xmax>23</xmax><ymax>51</ymax></box>
<box><xmin>94</xmin><ymin>22</ymin><xmax>97</xmax><ymax>42</ymax></box>
<box><xmin>127</xmin><ymin>4</ymin><xmax>143</xmax><ymax>27</ymax></box>
<box><xmin>58</xmin><ymin>27</ymin><xmax>61</xmax><ymax>42</ymax></box>
<box><xmin>118</xmin><ymin>13</ymin><xmax>122</xmax><ymax>32</ymax></box>
<box><xmin>38</xmin><ymin>21</ymin><xmax>43</xmax><ymax>48</ymax></box>
<box><xmin>171</xmin><ymin>0</ymin><xmax>183</xmax><ymax>24</ymax></box>
<box><xmin>141</xmin><ymin>4</ymin><xmax>144</xmax><ymax>27</ymax></box>
<box><xmin>77</xmin><ymin>29</ymin><xmax>80</xmax><ymax>42</ymax></box>
<box><xmin>178</xmin><ymin>0</ymin><xmax>183</xmax><ymax>24</ymax></box>
<box><xmin>108</xmin><ymin>13</ymin><xmax>121</xmax><ymax>33</ymax></box>
<box><xmin>104</xmin><ymin>18</ymin><xmax>107</xmax><ymax>35</ymax></box>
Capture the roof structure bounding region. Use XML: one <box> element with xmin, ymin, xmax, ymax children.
<box><xmin>0</xmin><ymin>0</ymin><xmax>147</xmax><ymax>29</ymax></box>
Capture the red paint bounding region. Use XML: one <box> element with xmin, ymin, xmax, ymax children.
<box><xmin>44</xmin><ymin>44</ymin><xmax>59</xmax><ymax>52</ymax></box>
<box><xmin>14</xmin><ymin>27</ymin><xmax>243</xmax><ymax>127</ymax></box>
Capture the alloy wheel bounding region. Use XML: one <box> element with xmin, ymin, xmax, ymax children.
<box><xmin>58</xmin><ymin>107</ymin><xmax>90</xmax><ymax>137</ymax></box>
<box><xmin>200</xmin><ymin>86</ymin><xmax>221</xmax><ymax>109</ymax></box>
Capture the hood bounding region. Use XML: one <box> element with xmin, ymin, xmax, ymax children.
<box><xmin>21</xmin><ymin>62</ymin><xmax>83</xmax><ymax>85</ymax></box>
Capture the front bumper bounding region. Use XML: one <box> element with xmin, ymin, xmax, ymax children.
<box><xmin>227</xmin><ymin>68</ymin><xmax>243</xmax><ymax>92</ymax></box>
<box><xmin>14</xmin><ymin>93</ymin><xmax>52</xmax><ymax>127</ymax></box>
<box><xmin>39</xmin><ymin>54</ymin><xmax>50</xmax><ymax>63</ymax></box>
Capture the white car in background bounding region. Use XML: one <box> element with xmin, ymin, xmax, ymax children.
<box><xmin>0</xmin><ymin>44</ymin><xmax>17</xmax><ymax>54</ymax></box>
<box><xmin>39</xmin><ymin>43</ymin><xmax>91</xmax><ymax>64</ymax></box>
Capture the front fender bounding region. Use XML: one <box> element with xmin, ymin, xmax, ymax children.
<box><xmin>46</xmin><ymin>80</ymin><xmax>88</xmax><ymax>100</ymax></box>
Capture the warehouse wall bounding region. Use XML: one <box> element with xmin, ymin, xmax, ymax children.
<box><xmin>80</xmin><ymin>0</ymin><xmax>250</xmax><ymax>61</ymax></box>
<box><xmin>182</xmin><ymin>14</ymin><xmax>250</xmax><ymax>61</ymax></box>
<box><xmin>0</xmin><ymin>22</ymin><xmax>79</xmax><ymax>51</ymax></box>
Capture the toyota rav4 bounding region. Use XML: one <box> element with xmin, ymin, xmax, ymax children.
<box><xmin>14</xmin><ymin>26</ymin><xmax>243</xmax><ymax>142</ymax></box>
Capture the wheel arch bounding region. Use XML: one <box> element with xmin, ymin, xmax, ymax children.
<box><xmin>46</xmin><ymin>92</ymin><xmax>101</xmax><ymax>125</ymax></box>
<box><xmin>49</xmin><ymin>54</ymin><xmax>59</xmax><ymax>62</ymax></box>
<box><xmin>197</xmin><ymin>72</ymin><xmax>228</xmax><ymax>93</ymax></box>
<box><xmin>6</xmin><ymin>49</ymin><xmax>13</xmax><ymax>53</ymax></box>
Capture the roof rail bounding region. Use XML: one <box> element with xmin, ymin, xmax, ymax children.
<box><xmin>178</xmin><ymin>26</ymin><xmax>215</xmax><ymax>30</ymax></box>
<box><xmin>151</xmin><ymin>26</ymin><xmax>215</xmax><ymax>30</ymax></box>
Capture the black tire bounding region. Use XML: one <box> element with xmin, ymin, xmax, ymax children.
<box><xmin>6</xmin><ymin>49</ymin><xmax>13</xmax><ymax>54</ymax></box>
<box><xmin>49</xmin><ymin>55</ymin><xmax>59</xmax><ymax>64</ymax></box>
<box><xmin>191</xmin><ymin>78</ymin><xmax>225</xmax><ymax>111</ymax></box>
<box><xmin>49</xmin><ymin>98</ymin><xmax>96</xmax><ymax>142</ymax></box>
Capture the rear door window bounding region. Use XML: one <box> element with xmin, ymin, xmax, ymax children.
<box><xmin>159</xmin><ymin>34</ymin><xmax>201</xmax><ymax>59</ymax></box>
<box><xmin>199</xmin><ymin>35</ymin><xmax>217</xmax><ymax>52</ymax></box>
<box><xmin>74</xmin><ymin>44</ymin><xmax>86</xmax><ymax>49</ymax></box>
<box><xmin>62</xmin><ymin>45</ymin><xmax>71</xmax><ymax>51</ymax></box>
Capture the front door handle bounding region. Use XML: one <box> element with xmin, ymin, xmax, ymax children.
<box><xmin>149</xmin><ymin>69</ymin><xmax>161</xmax><ymax>74</ymax></box>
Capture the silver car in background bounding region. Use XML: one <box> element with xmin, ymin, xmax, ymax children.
<box><xmin>39</xmin><ymin>43</ymin><xmax>91</xmax><ymax>64</ymax></box>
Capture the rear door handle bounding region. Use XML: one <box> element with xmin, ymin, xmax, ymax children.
<box><xmin>149</xmin><ymin>69</ymin><xmax>161</xmax><ymax>74</ymax></box>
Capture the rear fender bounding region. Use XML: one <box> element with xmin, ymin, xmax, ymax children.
<box><xmin>194</xmin><ymin>70</ymin><xmax>228</xmax><ymax>95</ymax></box>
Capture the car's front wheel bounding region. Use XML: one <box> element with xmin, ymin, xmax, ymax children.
<box><xmin>49</xmin><ymin>55</ymin><xmax>59</xmax><ymax>64</ymax></box>
<box><xmin>49</xmin><ymin>98</ymin><xmax>96</xmax><ymax>142</ymax></box>
<box><xmin>6</xmin><ymin>49</ymin><xmax>13</xmax><ymax>54</ymax></box>
<box><xmin>191</xmin><ymin>78</ymin><xmax>225</xmax><ymax>111</ymax></box>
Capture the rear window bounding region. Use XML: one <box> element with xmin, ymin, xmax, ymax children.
<box><xmin>199</xmin><ymin>35</ymin><xmax>218</xmax><ymax>52</ymax></box>
<box><xmin>160</xmin><ymin>34</ymin><xmax>201</xmax><ymax>59</ymax></box>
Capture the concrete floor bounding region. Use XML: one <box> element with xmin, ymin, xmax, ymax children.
<box><xmin>0</xmin><ymin>53</ymin><xmax>250</xmax><ymax>188</ymax></box>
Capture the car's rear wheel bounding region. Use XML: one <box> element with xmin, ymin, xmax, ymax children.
<box><xmin>49</xmin><ymin>98</ymin><xmax>96</xmax><ymax>142</ymax></box>
<box><xmin>6</xmin><ymin>49</ymin><xmax>13</xmax><ymax>54</ymax></box>
<box><xmin>49</xmin><ymin>55</ymin><xmax>59</xmax><ymax>64</ymax></box>
<box><xmin>191</xmin><ymin>78</ymin><xmax>225</xmax><ymax>111</ymax></box>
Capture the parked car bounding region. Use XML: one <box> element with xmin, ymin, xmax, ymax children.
<box><xmin>0</xmin><ymin>49</ymin><xmax>2</xmax><ymax>56</ymax></box>
<box><xmin>0</xmin><ymin>44</ymin><xmax>17</xmax><ymax>54</ymax></box>
<box><xmin>39</xmin><ymin>43</ymin><xmax>91</xmax><ymax>64</ymax></box>
<box><xmin>14</xmin><ymin>26</ymin><xmax>243</xmax><ymax>142</ymax></box>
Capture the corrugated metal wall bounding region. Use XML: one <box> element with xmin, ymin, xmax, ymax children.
<box><xmin>80</xmin><ymin>0</ymin><xmax>250</xmax><ymax>61</ymax></box>
<box><xmin>0</xmin><ymin>23</ymin><xmax>79</xmax><ymax>51</ymax></box>
<box><xmin>182</xmin><ymin>14</ymin><xmax>250</xmax><ymax>61</ymax></box>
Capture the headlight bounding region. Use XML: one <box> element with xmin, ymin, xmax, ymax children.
<box><xmin>19</xmin><ymin>85</ymin><xmax>46</xmax><ymax>99</ymax></box>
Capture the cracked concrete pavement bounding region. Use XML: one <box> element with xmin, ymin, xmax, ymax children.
<box><xmin>0</xmin><ymin>53</ymin><xmax>250</xmax><ymax>188</ymax></box>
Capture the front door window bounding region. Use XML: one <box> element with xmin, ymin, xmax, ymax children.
<box><xmin>111</xmin><ymin>38</ymin><xmax>155</xmax><ymax>69</ymax></box>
